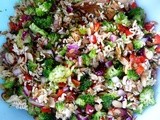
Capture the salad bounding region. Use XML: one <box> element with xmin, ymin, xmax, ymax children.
<box><xmin>0</xmin><ymin>0</ymin><xmax>160</xmax><ymax>120</ymax></box>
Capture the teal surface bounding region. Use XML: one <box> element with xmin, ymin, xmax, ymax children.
<box><xmin>0</xmin><ymin>0</ymin><xmax>160</xmax><ymax>120</ymax></box>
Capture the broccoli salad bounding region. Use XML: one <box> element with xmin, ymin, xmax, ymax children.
<box><xmin>0</xmin><ymin>0</ymin><xmax>160</xmax><ymax>120</ymax></box>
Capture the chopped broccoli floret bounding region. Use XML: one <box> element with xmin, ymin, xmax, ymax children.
<box><xmin>133</xmin><ymin>40</ymin><xmax>145</xmax><ymax>50</ymax></box>
<box><xmin>82</xmin><ymin>54</ymin><xmax>91</xmax><ymax>66</ymax></box>
<box><xmin>48</xmin><ymin>65</ymin><xmax>72</xmax><ymax>84</ymax></box>
<box><xmin>70</xmin><ymin>114</ymin><xmax>77</xmax><ymax>120</ymax></box>
<box><xmin>79</xmin><ymin>26</ymin><xmax>87</xmax><ymax>35</ymax></box>
<box><xmin>38</xmin><ymin>112</ymin><xmax>53</xmax><ymax>120</ymax></box>
<box><xmin>48</xmin><ymin>33</ymin><xmax>60</xmax><ymax>44</ymax></box>
<box><xmin>101</xmin><ymin>93</ymin><xmax>117</xmax><ymax>109</ymax></box>
<box><xmin>3</xmin><ymin>77</ymin><xmax>15</xmax><ymax>89</ymax></box>
<box><xmin>75</xmin><ymin>98</ymin><xmax>86</xmax><ymax>107</ymax></box>
<box><xmin>59</xmin><ymin>46</ymin><xmax>67</xmax><ymax>56</ymax></box>
<box><xmin>44</xmin><ymin>59</ymin><xmax>54</xmax><ymax>69</ymax></box>
<box><xmin>16</xmin><ymin>86</ymin><xmax>23</xmax><ymax>96</ymax></box>
<box><xmin>79</xmin><ymin>74</ymin><xmax>92</xmax><ymax>91</ymax></box>
<box><xmin>139</xmin><ymin>86</ymin><xmax>156</xmax><ymax>107</ymax></box>
<box><xmin>36</xmin><ymin>2</ymin><xmax>52</xmax><ymax>16</ymax></box>
<box><xmin>55</xmin><ymin>102</ymin><xmax>65</xmax><ymax>112</ymax></box>
<box><xmin>114</xmin><ymin>12</ymin><xmax>131</xmax><ymax>26</ymax></box>
<box><xmin>92</xmin><ymin>111</ymin><xmax>106</xmax><ymax>120</ymax></box>
<box><xmin>34</xmin><ymin>16</ymin><xmax>53</xmax><ymax>29</ymax></box>
<box><xmin>29</xmin><ymin>23</ymin><xmax>48</xmax><ymax>36</ymax></box>
<box><xmin>24</xmin><ymin>7</ymin><xmax>35</xmax><ymax>15</ymax></box>
<box><xmin>135</xmin><ymin>103</ymin><xmax>144</xmax><ymax>114</ymax></box>
<box><xmin>89</xmin><ymin>49</ymin><xmax>97</xmax><ymax>59</ymax></box>
<box><xmin>27</xmin><ymin>60</ymin><xmax>37</xmax><ymax>72</ymax></box>
<box><xmin>102</xmin><ymin>21</ymin><xmax>116</xmax><ymax>32</ymax></box>
<box><xmin>104</xmin><ymin>65</ymin><xmax>124</xmax><ymax>79</ymax></box>
<box><xmin>128</xmin><ymin>7</ymin><xmax>145</xmax><ymax>26</ymax></box>
<box><xmin>76</xmin><ymin>94</ymin><xmax>95</xmax><ymax>107</ymax></box>
<box><xmin>127</xmin><ymin>69</ymin><xmax>140</xmax><ymax>81</ymax></box>
<box><xmin>42</xmin><ymin>58</ymin><xmax>55</xmax><ymax>77</ymax></box>
<box><xmin>135</xmin><ymin>87</ymin><xmax>156</xmax><ymax>114</ymax></box>
<box><xmin>42</xmin><ymin>68</ymin><xmax>52</xmax><ymax>78</ymax></box>
<box><xmin>28</xmin><ymin>104</ymin><xmax>41</xmax><ymax>116</ymax></box>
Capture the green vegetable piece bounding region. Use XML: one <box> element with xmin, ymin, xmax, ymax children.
<box><xmin>75</xmin><ymin>98</ymin><xmax>86</xmax><ymax>107</ymax></box>
<box><xmin>102</xmin><ymin>21</ymin><xmax>116</xmax><ymax>32</ymax></box>
<box><xmin>127</xmin><ymin>69</ymin><xmax>139</xmax><ymax>81</ymax></box>
<box><xmin>34</xmin><ymin>16</ymin><xmax>53</xmax><ymax>29</ymax></box>
<box><xmin>89</xmin><ymin>49</ymin><xmax>96</xmax><ymax>59</ymax></box>
<box><xmin>16</xmin><ymin>86</ymin><xmax>23</xmax><ymax>96</ymax></box>
<box><xmin>3</xmin><ymin>77</ymin><xmax>15</xmax><ymax>89</ymax></box>
<box><xmin>71</xmin><ymin>114</ymin><xmax>77</xmax><ymax>120</ymax></box>
<box><xmin>133</xmin><ymin>40</ymin><xmax>145</xmax><ymax>50</ymax></box>
<box><xmin>27</xmin><ymin>60</ymin><xmax>38</xmax><ymax>72</ymax></box>
<box><xmin>42</xmin><ymin>68</ymin><xmax>52</xmax><ymax>78</ymax></box>
<box><xmin>15</xmin><ymin>30</ymin><xmax>23</xmax><ymax>49</ymax></box>
<box><xmin>105</xmin><ymin>66</ymin><xmax>124</xmax><ymax>79</ymax></box>
<box><xmin>114</xmin><ymin>12</ymin><xmax>131</xmax><ymax>26</ymax></box>
<box><xmin>48</xmin><ymin>33</ymin><xmax>60</xmax><ymax>44</ymax></box>
<box><xmin>59</xmin><ymin>46</ymin><xmax>67</xmax><ymax>56</ymax></box>
<box><xmin>79</xmin><ymin>74</ymin><xmax>92</xmax><ymax>91</ymax></box>
<box><xmin>139</xmin><ymin>86</ymin><xmax>156</xmax><ymax>107</ymax></box>
<box><xmin>92</xmin><ymin>111</ymin><xmax>106</xmax><ymax>120</ymax></box>
<box><xmin>44</xmin><ymin>59</ymin><xmax>54</xmax><ymax>69</ymax></box>
<box><xmin>48</xmin><ymin>65</ymin><xmax>72</xmax><ymax>84</ymax></box>
<box><xmin>101</xmin><ymin>93</ymin><xmax>117</xmax><ymax>109</ymax></box>
<box><xmin>28</xmin><ymin>104</ymin><xmax>40</xmax><ymax>116</ymax></box>
<box><xmin>134</xmin><ymin>103</ymin><xmax>144</xmax><ymax>114</ymax></box>
<box><xmin>128</xmin><ymin>7</ymin><xmax>145</xmax><ymax>26</ymax></box>
<box><xmin>36</xmin><ymin>2</ymin><xmax>52</xmax><ymax>16</ymax></box>
<box><xmin>78</xmin><ymin>94</ymin><xmax>95</xmax><ymax>106</ymax></box>
<box><xmin>29</xmin><ymin>23</ymin><xmax>48</xmax><ymax>36</ymax></box>
<box><xmin>24</xmin><ymin>7</ymin><xmax>35</xmax><ymax>15</ymax></box>
<box><xmin>55</xmin><ymin>102</ymin><xmax>65</xmax><ymax>112</ymax></box>
<box><xmin>82</xmin><ymin>54</ymin><xmax>91</xmax><ymax>66</ymax></box>
<box><xmin>79</xmin><ymin>26</ymin><xmax>87</xmax><ymax>35</ymax></box>
<box><xmin>38</xmin><ymin>112</ymin><xmax>53</xmax><ymax>120</ymax></box>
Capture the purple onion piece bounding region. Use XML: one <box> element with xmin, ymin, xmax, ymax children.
<box><xmin>55</xmin><ymin>55</ymin><xmax>62</xmax><ymax>62</ymax></box>
<box><xmin>22</xmin><ymin>31</ymin><xmax>28</xmax><ymax>39</ymax></box>
<box><xmin>66</xmin><ymin>6</ymin><xmax>73</xmax><ymax>13</ymax></box>
<box><xmin>95</xmin><ymin>62</ymin><xmax>106</xmax><ymax>76</ymax></box>
<box><xmin>136</xmin><ymin>47</ymin><xmax>145</xmax><ymax>56</ymax></box>
<box><xmin>67</xmin><ymin>44</ymin><xmax>79</xmax><ymax>53</ymax></box>
<box><xmin>77</xmin><ymin>114</ymin><xmax>89</xmax><ymax>120</ymax></box>
<box><xmin>28</xmin><ymin>99</ymin><xmax>44</xmax><ymax>107</ymax></box>
<box><xmin>85</xmin><ymin>104</ymin><xmax>94</xmax><ymax>115</ymax></box>
<box><xmin>110</xmin><ymin>34</ymin><xmax>117</xmax><ymax>42</ymax></box>
<box><xmin>126</xmin><ymin>117</ymin><xmax>133</xmax><ymax>120</ymax></box>
<box><xmin>23</xmin><ymin>86</ymin><xmax>30</xmax><ymax>96</ymax></box>
<box><xmin>12</xmin><ymin>68</ymin><xmax>22</xmax><ymax>76</ymax></box>
<box><xmin>143</xmin><ymin>34</ymin><xmax>153</xmax><ymax>42</ymax></box>
<box><xmin>95</xmin><ymin>70</ymin><xmax>104</xmax><ymax>76</ymax></box>
<box><xmin>105</xmin><ymin>61</ymin><xmax>113</xmax><ymax>68</ymax></box>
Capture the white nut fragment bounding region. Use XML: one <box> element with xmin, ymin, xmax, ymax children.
<box><xmin>5</xmin><ymin>53</ymin><xmax>15</xmax><ymax>64</ymax></box>
<box><xmin>145</xmin><ymin>48</ymin><xmax>154</xmax><ymax>59</ymax></box>
<box><xmin>112</xmin><ymin>100</ymin><xmax>122</xmax><ymax>108</ymax></box>
<box><xmin>95</xmin><ymin>104</ymin><xmax>103</xmax><ymax>111</ymax></box>
<box><xmin>49</xmin><ymin>97</ymin><xmax>55</xmax><ymax>108</ymax></box>
<box><xmin>27</xmin><ymin>53</ymin><xmax>33</xmax><ymax>61</ymax></box>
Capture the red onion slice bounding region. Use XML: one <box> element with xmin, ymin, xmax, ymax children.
<box><xmin>110</xmin><ymin>34</ymin><xmax>117</xmax><ymax>42</ymax></box>
<box><xmin>105</xmin><ymin>61</ymin><xmax>113</xmax><ymax>68</ymax></box>
<box><xmin>28</xmin><ymin>99</ymin><xmax>44</xmax><ymax>107</ymax></box>
<box><xmin>77</xmin><ymin>114</ymin><xmax>89</xmax><ymax>120</ymax></box>
<box><xmin>86</xmin><ymin>104</ymin><xmax>94</xmax><ymax>115</ymax></box>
